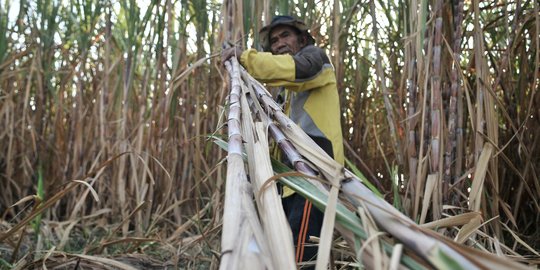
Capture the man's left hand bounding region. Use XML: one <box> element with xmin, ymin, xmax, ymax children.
<box><xmin>221</xmin><ymin>46</ymin><xmax>243</xmax><ymax>64</ymax></box>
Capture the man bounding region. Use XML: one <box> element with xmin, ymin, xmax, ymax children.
<box><xmin>222</xmin><ymin>15</ymin><xmax>344</xmax><ymax>266</ymax></box>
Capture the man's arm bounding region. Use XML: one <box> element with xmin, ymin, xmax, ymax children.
<box><xmin>240</xmin><ymin>46</ymin><xmax>336</xmax><ymax>92</ymax></box>
<box><xmin>291</xmin><ymin>45</ymin><xmax>328</xmax><ymax>80</ymax></box>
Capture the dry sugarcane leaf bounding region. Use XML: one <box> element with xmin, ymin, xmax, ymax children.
<box><xmin>421</xmin><ymin>212</ymin><xmax>482</xmax><ymax>230</ymax></box>
<box><xmin>243</xmin><ymin>194</ymin><xmax>274</xmax><ymax>269</ymax></box>
<box><xmin>420</xmin><ymin>174</ymin><xmax>437</xmax><ymax>224</ymax></box>
<box><xmin>9</xmin><ymin>195</ymin><xmax>40</xmax><ymax>208</ymax></box>
<box><xmin>250</xmin><ymin>123</ymin><xmax>296</xmax><ymax>269</ymax></box>
<box><xmin>469</xmin><ymin>143</ymin><xmax>493</xmax><ymax>211</ymax></box>
<box><xmin>238</xmin><ymin>202</ymin><xmax>271</xmax><ymax>260</ymax></box>
<box><xmin>72</xmin><ymin>254</ymin><xmax>140</xmax><ymax>270</ymax></box>
<box><xmin>493</xmin><ymin>237</ymin><xmax>504</xmax><ymax>257</ymax></box>
<box><xmin>389</xmin><ymin>244</ymin><xmax>404</xmax><ymax>270</ymax></box>
<box><xmin>498</xmin><ymin>198</ymin><xmax>518</xmax><ymax>228</ymax></box>
<box><xmin>57</xmin><ymin>220</ymin><xmax>79</xmax><ymax>250</ymax></box>
<box><xmin>357</xmin><ymin>207</ymin><xmax>385</xmax><ymax>270</ymax></box>
<box><xmin>42</xmin><ymin>246</ymin><xmax>56</xmax><ymax>270</ymax></box>
<box><xmin>274</xmin><ymin>111</ymin><xmax>344</xmax><ymax>184</ymax></box>
<box><xmin>315</xmin><ymin>185</ymin><xmax>339</xmax><ymax>270</ymax></box>
<box><xmin>69</xmin><ymin>175</ymin><xmax>101</xmax><ymax>221</ymax></box>
<box><xmin>500</xmin><ymin>222</ymin><xmax>540</xmax><ymax>257</ymax></box>
<box><xmin>455</xmin><ymin>214</ymin><xmax>483</xmax><ymax>244</ymax></box>
<box><xmin>72</xmin><ymin>179</ymin><xmax>100</xmax><ymax>202</ymax></box>
<box><xmin>172</xmin><ymin>54</ymin><xmax>216</xmax><ymax>89</ymax></box>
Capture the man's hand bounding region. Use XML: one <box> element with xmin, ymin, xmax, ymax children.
<box><xmin>221</xmin><ymin>46</ymin><xmax>243</xmax><ymax>64</ymax></box>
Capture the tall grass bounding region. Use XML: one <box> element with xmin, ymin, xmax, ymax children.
<box><xmin>1</xmin><ymin>0</ymin><xmax>225</xmax><ymax>267</ymax></box>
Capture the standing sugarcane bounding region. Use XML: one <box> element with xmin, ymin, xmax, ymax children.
<box><xmin>406</xmin><ymin>24</ymin><xmax>419</xmax><ymax>219</ymax></box>
<box><xmin>369</xmin><ymin>0</ymin><xmax>403</xmax><ymax>167</ymax></box>
<box><xmin>472</xmin><ymin>0</ymin><xmax>501</xmax><ymax>238</ymax></box>
<box><xmin>429</xmin><ymin>1</ymin><xmax>444</xmax><ymax>218</ymax></box>
<box><xmin>445</xmin><ymin>0</ymin><xmax>464</xmax><ymax>203</ymax></box>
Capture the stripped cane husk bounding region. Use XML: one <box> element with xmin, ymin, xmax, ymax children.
<box><xmin>238</xmin><ymin>63</ymin><xmax>296</xmax><ymax>268</ymax></box>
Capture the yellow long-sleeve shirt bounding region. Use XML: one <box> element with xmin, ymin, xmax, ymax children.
<box><xmin>240</xmin><ymin>45</ymin><xmax>344</xmax><ymax>166</ymax></box>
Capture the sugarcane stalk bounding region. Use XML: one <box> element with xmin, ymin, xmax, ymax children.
<box><xmin>472</xmin><ymin>0</ymin><xmax>485</xmax><ymax>163</ymax></box>
<box><xmin>430</xmin><ymin>10</ymin><xmax>443</xmax><ymax>216</ymax></box>
<box><xmin>472</xmin><ymin>0</ymin><xmax>502</xmax><ymax>238</ymax></box>
<box><xmin>446</xmin><ymin>0</ymin><xmax>464</xmax><ymax>200</ymax></box>
<box><xmin>414</xmin><ymin>0</ymin><xmax>432</xmax><ymax>221</ymax></box>
<box><xmin>369</xmin><ymin>0</ymin><xmax>403</xmax><ymax>166</ymax></box>
<box><xmin>406</xmin><ymin>29</ymin><xmax>419</xmax><ymax>217</ymax></box>
<box><xmin>268</xmin><ymin>124</ymin><xmax>318</xmax><ymax>176</ymax></box>
<box><xmin>220</xmin><ymin>59</ymin><xmax>271</xmax><ymax>270</ymax></box>
<box><xmin>405</xmin><ymin>0</ymin><xmax>420</xmax><ymax>218</ymax></box>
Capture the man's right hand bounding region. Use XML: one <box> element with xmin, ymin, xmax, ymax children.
<box><xmin>221</xmin><ymin>46</ymin><xmax>243</xmax><ymax>64</ymax></box>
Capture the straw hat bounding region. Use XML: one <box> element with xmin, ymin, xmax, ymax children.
<box><xmin>259</xmin><ymin>15</ymin><xmax>315</xmax><ymax>52</ymax></box>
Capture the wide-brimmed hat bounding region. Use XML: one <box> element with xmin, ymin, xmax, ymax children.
<box><xmin>259</xmin><ymin>15</ymin><xmax>315</xmax><ymax>52</ymax></box>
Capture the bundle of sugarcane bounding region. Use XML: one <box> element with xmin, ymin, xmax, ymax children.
<box><xmin>219</xmin><ymin>56</ymin><xmax>531</xmax><ymax>269</ymax></box>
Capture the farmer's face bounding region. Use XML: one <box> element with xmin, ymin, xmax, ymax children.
<box><xmin>269</xmin><ymin>25</ymin><xmax>305</xmax><ymax>55</ymax></box>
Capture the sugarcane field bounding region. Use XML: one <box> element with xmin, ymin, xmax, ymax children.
<box><xmin>1</xmin><ymin>0</ymin><xmax>540</xmax><ymax>269</ymax></box>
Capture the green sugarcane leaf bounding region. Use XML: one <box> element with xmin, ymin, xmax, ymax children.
<box><xmin>429</xmin><ymin>245</ymin><xmax>466</xmax><ymax>270</ymax></box>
